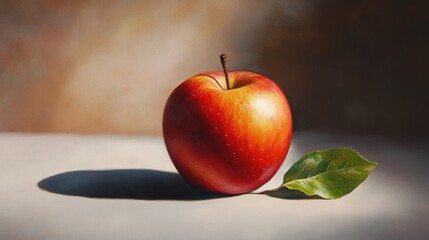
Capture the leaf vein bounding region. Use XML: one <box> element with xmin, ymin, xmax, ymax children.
<box><xmin>293</xmin><ymin>159</ymin><xmax>314</xmax><ymax>180</ymax></box>
<box><xmin>306</xmin><ymin>157</ymin><xmax>325</xmax><ymax>178</ymax></box>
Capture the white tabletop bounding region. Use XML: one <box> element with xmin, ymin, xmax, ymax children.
<box><xmin>0</xmin><ymin>132</ymin><xmax>427</xmax><ymax>240</ymax></box>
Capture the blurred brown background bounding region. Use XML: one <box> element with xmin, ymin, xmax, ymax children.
<box><xmin>1</xmin><ymin>0</ymin><xmax>428</xmax><ymax>138</ymax></box>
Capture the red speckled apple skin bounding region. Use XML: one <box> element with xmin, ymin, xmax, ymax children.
<box><xmin>163</xmin><ymin>71</ymin><xmax>292</xmax><ymax>194</ymax></box>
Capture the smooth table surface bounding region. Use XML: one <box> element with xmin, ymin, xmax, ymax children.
<box><xmin>0</xmin><ymin>132</ymin><xmax>428</xmax><ymax>240</ymax></box>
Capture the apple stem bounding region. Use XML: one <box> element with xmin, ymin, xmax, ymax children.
<box><xmin>220</xmin><ymin>54</ymin><xmax>230</xmax><ymax>90</ymax></box>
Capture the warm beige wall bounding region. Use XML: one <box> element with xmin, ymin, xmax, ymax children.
<box><xmin>2</xmin><ymin>1</ymin><xmax>428</xmax><ymax>137</ymax></box>
<box><xmin>0</xmin><ymin>0</ymin><xmax>286</xmax><ymax>135</ymax></box>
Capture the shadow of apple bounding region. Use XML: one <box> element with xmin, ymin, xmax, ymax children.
<box><xmin>38</xmin><ymin>169</ymin><xmax>229</xmax><ymax>201</ymax></box>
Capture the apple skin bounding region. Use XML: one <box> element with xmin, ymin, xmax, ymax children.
<box><xmin>163</xmin><ymin>71</ymin><xmax>292</xmax><ymax>194</ymax></box>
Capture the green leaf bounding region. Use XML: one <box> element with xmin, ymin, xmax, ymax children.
<box><xmin>276</xmin><ymin>148</ymin><xmax>378</xmax><ymax>199</ymax></box>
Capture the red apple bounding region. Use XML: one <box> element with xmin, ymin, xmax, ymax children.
<box><xmin>163</xmin><ymin>55</ymin><xmax>292</xmax><ymax>194</ymax></box>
